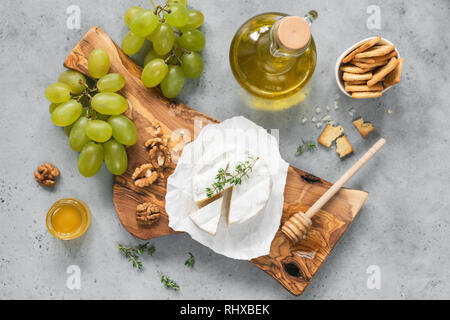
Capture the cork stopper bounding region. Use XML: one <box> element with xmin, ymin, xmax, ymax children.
<box><xmin>276</xmin><ymin>16</ymin><xmax>311</xmax><ymax>51</ymax></box>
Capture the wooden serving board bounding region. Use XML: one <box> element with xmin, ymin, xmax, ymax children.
<box><xmin>64</xmin><ymin>27</ymin><xmax>368</xmax><ymax>296</ymax></box>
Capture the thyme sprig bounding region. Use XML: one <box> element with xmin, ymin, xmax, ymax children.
<box><xmin>118</xmin><ymin>242</ymin><xmax>155</xmax><ymax>270</ymax></box>
<box><xmin>205</xmin><ymin>155</ymin><xmax>259</xmax><ymax>198</ymax></box>
<box><xmin>184</xmin><ymin>252</ymin><xmax>195</xmax><ymax>268</ymax></box>
<box><xmin>296</xmin><ymin>140</ymin><xmax>317</xmax><ymax>156</ymax></box>
<box><xmin>159</xmin><ymin>272</ymin><xmax>180</xmax><ymax>291</ymax></box>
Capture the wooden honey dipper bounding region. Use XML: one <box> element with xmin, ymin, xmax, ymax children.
<box><xmin>282</xmin><ymin>138</ymin><xmax>386</xmax><ymax>243</ymax></box>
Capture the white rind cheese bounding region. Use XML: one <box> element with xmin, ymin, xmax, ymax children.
<box><xmin>228</xmin><ymin>160</ymin><xmax>272</xmax><ymax>225</ymax></box>
<box><xmin>189</xmin><ymin>197</ymin><xmax>223</xmax><ymax>235</ymax></box>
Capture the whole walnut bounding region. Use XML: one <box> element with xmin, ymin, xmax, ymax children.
<box><xmin>34</xmin><ymin>163</ymin><xmax>60</xmax><ymax>187</ymax></box>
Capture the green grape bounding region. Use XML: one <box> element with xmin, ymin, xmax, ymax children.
<box><xmin>141</xmin><ymin>58</ymin><xmax>168</xmax><ymax>88</ymax></box>
<box><xmin>107</xmin><ymin>115</ymin><xmax>138</xmax><ymax>146</ymax></box>
<box><xmin>124</xmin><ymin>6</ymin><xmax>143</xmax><ymax>28</ymax></box>
<box><xmin>144</xmin><ymin>50</ymin><xmax>163</xmax><ymax>66</ymax></box>
<box><xmin>69</xmin><ymin>117</ymin><xmax>91</xmax><ymax>151</ymax></box>
<box><xmin>91</xmin><ymin>92</ymin><xmax>128</xmax><ymax>115</ymax></box>
<box><xmin>78</xmin><ymin>142</ymin><xmax>104</xmax><ymax>177</ymax></box>
<box><xmin>45</xmin><ymin>82</ymin><xmax>71</xmax><ymax>103</ymax></box>
<box><xmin>49</xmin><ymin>103</ymin><xmax>59</xmax><ymax>114</ymax></box>
<box><xmin>104</xmin><ymin>139</ymin><xmax>128</xmax><ymax>175</ymax></box>
<box><xmin>184</xmin><ymin>10</ymin><xmax>204</xmax><ymax>29</ymax></box>
<box><xmin>164</xmin><ymin>3</ymin><xmax>189</xmax><ymax>28</ymax></box>
<box><xmin>122</xmin><ymin>30</ymin><xmax>145</xmax><ymax>55</ymax></box>
<box><xmin>88</xmin><ymin>48</ymin><xmax>110</xmax><ymax>79</ymax></box>
<box><xmin>130</xmin><ymin>10</ymin><xmax>159</xmax><ymax>37</ymax></box>
<box><xmin>168</xmin><ymin>0</ymin><xmax>187</xmax><ymax>6</ymax></box>
<box><xmin>181</xmin><ymin>51</ymin><xmax>203</xmax><ymax>79</ymax></box>
<box><xmin>51</xmin><ymin>100</ymin><xmax>82</xmax><ymax>127</ymax></box>
<box><xmin>161</xmin><ymin>65</ymin><xmax>184</xmax><ymax>98</ymax></box>
<box><xmin>177</xmin><ymin>28</ymin><xmax>205</xmax><ymax>51</ymax></box>
<box><xmin>97</xmin><ymin>73</ymin><xmax>125</xmax><ymax>92</ymax></box>
<box><xmin>146</xmin><ymin>24</ymin><xmax>159</xmax><ymax>42</ymax></box>
<box><xmin>58</xmin><ymin>70</ymin><xmax>86</xmax><ymax>94</ymax></box>
<box><xmin>152</xmin><ymin>23</ymin><xmax>175</xmax><ymax>55</ymax></box>
<box><xmin>85</xmin><ymin>120</ymin><xmax>113</xmax><ymax>143</ymax></box>
<box><xmin>64</xmin><ymin>124</ymin><xmax>74</xmax><ymax>136</ymax></box>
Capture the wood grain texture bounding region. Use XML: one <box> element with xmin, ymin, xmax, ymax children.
<box><xmin>64</xmin><ymin>27</ymin><xmax>368</xmax><ymax>296</ymax></box>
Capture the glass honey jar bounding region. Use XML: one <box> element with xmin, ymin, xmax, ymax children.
<box><xmin>46</xmin><ymin>198</ymin><xmax>90</xmax><ymax>240</ymax></box>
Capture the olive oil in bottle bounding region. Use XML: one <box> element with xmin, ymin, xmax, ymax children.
<box><xmin>229</xmin><ymin>11</ymin><xmax>318</xmax><ymax>110</ymax></box>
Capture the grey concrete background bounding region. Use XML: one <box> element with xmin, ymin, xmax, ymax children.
<box><xmin>0</xmin><ymin>0</ymin><xmax>449</xmax><ymax>299</ymax></box>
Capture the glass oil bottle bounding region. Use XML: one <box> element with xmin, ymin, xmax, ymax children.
<box><xmin>229</xmin><ymin>11</ymin><xmax>318</xmax><ymax>111</ymax></box>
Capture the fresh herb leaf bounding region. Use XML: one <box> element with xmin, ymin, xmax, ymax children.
<box><xmin>118</xmin><ymin>242</ymin><xmax>155</xmax><ymax>270</ymax></box>
<box><xmin>159</xmin><ymin>273</ymin><xmax>180</xmax><ymax>291</ymax></box>
<box><xmin>296</xmin><ymin>140</ymin><xmax>317</xmax><ymax>156</ymax></box>
<box><xmin>305</xmin><ymin>141</ymin><xmax>316</xmax><ymax>150</ymax></box>
<box><xmin>206</xmin><ymin>155</ymin><xmax>259</xmax><ymax>198</ymax></box>
<box><xmin>185</xmin><ymin>252</ymin><xmax>195</xmax><ymax>268</ymax></box>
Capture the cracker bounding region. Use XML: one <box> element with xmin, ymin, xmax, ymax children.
<box><xmin>351</xmin><ymin>91</ymin><xmax>383</xmax><ymax>99</ymax></box>
<box><xmin>343</xmin><ymin>72</ymin><xmax>372</xmax><ymax>82</ymax></box>
<box><xmin>351</xmin><ymin>60</ymin><xmax>388</xmax><ymax>69</ymax></box>
<box><xmin>345</xmin><ymin>83</ymin><xmax>383</xmax><ymax>92</ymax></box>
<box><xmin>384</xmin><ymin>57</ymin><xmax>404</xmax><ymax>88</ymax></box>
<box><xmin>353</xmin><ymin>117</ymin><xmax>375</xmax><ymax>138</ymax></box>
<box><xmin>352</xmin><ymin>50</ymin><xmax>398</xmax><ymax>64</ymax></box>
<box><xmin>342</xmin><ymin>36</ymin><xmax>381</xmax><ymax>63</ymax></box>
<box><xmin>318</xmin><ymin>124</ymin><xmax>344</xmax><ymax>148</ymax></box>
<box><xmin>336</xmin><ymin>135</ymin><xmax>353</xmax><ymax>158</ymax></box>
<box><xmin>367</xmin><ymin>57</ymin><xmax>399</xmax><ymax>87</ymax></box>
<box><xmin>354</xmin><ymin>45</ymin><xmax>395</xmax><ymax>59</ymax></box>
<box><xmin>344</xmin><ymin>80</ymin><xmax>367</xmax><ymax>85</ymax></box>
<box><xmin>339</xmin><ymin>64</ymin><xmax>373</xmax><ymax>74</ymax></box>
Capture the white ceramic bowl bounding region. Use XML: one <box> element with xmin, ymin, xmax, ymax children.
<box><xmin>335</xmin><ymin>37</ymin><xmax>400</xmax><ymax>97</ymax></box>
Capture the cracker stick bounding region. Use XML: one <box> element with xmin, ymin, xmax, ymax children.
<box><xmin>351</xmin><ymin>60</ymin><xmax>388</xmax><ymax>69</ymax></box>
<box><xmin>342</xmin><ymin>36</ymin><xmax>381</xmax><ymax>63</ymax></box>
<box><xmin>367</xmin><ymin>57</ymin><xmax>399</xmax><ymax>87</ymax></box>
<box><xmin>345</xmin><ymin>83</ymin><xmax>383</xmax><ymax>92</ymax></box>
<box><xmin>352</xmin><ymin>50</ymin><xmax>398</xmax><ymax>64</ymax></box>
<box><xmin>345</xmin><ymin>80</ymin><xmax>367</xmax><ymax>85</ymax></box>
<box><xmin>352</xmin><ymin>91</ymin><xmax>383</xmax><ymax>99</ymax></box>
<box><xmin>384</xmin><ymin>57</ymin><xmax>404</xmax><ymax>88</ymax></box>
<box><xmin>354</xmin><ymin>45</ymin><xmax>395</xmax><ymax>59</ymax></box>
<box><xmin>343</xmin><ymin>72</ymin><xmax>372</xmax><ymax>81</ymax></box>
<box><xmin>339</xmin><ymin>64</ymin><xmax>373</xmax><ymax>74</ymax></box>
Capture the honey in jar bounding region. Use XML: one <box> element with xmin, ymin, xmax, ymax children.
<box><xmin>46</xmin><ymin>198</ymin><xmax>90</xmax><ymax>240</ymax></box>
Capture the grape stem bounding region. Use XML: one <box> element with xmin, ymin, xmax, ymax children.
<box><xmin>72</xmin><ymin>80</ymin><xmax>100</xmax><ymax>119</ymax></box>
<box><xmin>153</xmin><ymin>5</ymin><xmax>170</xmax><ymax>16</ymax></box>
<box><xmin>180</xmin><ymin>47</ymin><xmax>191</xmax><ymax>55</ymax></box>
<box><xmin>164</xmin><ymin>49</ymin><xmax>183</xmax><ymax>65</ymax></box>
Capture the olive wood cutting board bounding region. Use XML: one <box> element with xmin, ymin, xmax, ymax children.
<box><xmin>64</xmin><ymin>27</ymin><xmax>368</xmax><ymax>296</ymax></box>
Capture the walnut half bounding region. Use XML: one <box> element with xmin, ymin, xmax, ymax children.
<box><xmin>149</xmin><ymin>145</ymin><xmax>171</xmax><ymax>169</ymax></box>
<box><xmin>132</xmin><ymin>163</ymin><xmax>159</xmax><ymax>187</ymax></box>
<box><xmin>136</xmin><ymin>202</ymin><xmax>161</xmax><ymax>226</ymax></box>
<box><xmin>34</xmin><ymin>163</ymin><xmax>59</xmax><ymax>187</ymax></box>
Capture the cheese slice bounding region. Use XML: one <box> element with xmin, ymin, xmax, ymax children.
<box><xmin>189</xmin><ymin>196</ymin><xmax>223</xmax><ymax>235</ymax></box>
<box><xmin>228</xmin><ymin>161</ymin><xmax>272</xmax><ymax>225</ymax></box>
<box><xmin>192</xmin><ymin>150</ymin><xmax>231</xmax><ymax>204</ymax></box>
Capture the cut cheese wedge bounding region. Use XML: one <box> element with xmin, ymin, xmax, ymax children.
<box><xmin>189</xmin><ymin>196</ymin><xmax>223</xmax><ymax>236</ymax></box>
<box><xmin>228</xmin><ymin>161</ymin><xmax>272</xmax><ymax>225</ymax></box>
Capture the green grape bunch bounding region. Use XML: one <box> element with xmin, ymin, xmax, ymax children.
<box><xmin>121</xmin><ymin>0</ymin><xmax>205</xmax><ymax>99</ymax></box>
<box><xmin>45</xmin><ymin>49</ymin><xmax>138</xmax><ymax>178</ymax></box>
